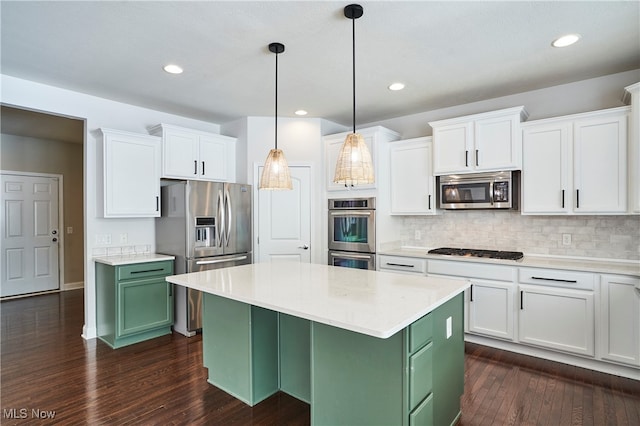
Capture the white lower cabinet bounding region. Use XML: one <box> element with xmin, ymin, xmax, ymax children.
<box><xmin>600</xmin><ymin>274</ymin><xmax>640</xmax><ymax>366</ymax></box>
<box><xmin>468</xmin><ymin>280</ymin><xmax>514</xmax><ymax>341</ymax></box>
<box><xmin>518</xmin><ymin>284</ymin><xmax>595</xmax><ymax>357</ymax></box>
<box><xmin>517</xmin><ymin>267</ymin><xmax>596</xmax><ymax>357</ymax></box>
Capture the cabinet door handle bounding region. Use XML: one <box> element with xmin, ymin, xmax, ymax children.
<box><xmin>156</xmin><ymin>196</ymin><xmax>159</xmax><ymax>212</ymax></box>
<box><xmin>531</xmin><ymin>276</ymin><xmax>578</xmax><ymax>284</ymax></box>
<box><xmin>130</xmin><ymin>268</ymin><xmax>165</xmax><ymax>274</ymax></box>
<box><xmin>576</xmin><ymin>189</ymin><xmax>580</xmax><ymax>208</ymax></box>
<box><xmin>194</xmin><ymin>160</ymin><xmax>198</xmax><ymax>175</ymax></box>
<box><xmin>385</xmin><ymin>263</ymin><xmax>414</xmax><ymax>268</ymax></box>
<box><xmin>465</xmin><ymin>150</ymin><xmax>469</xmax><ymax>167</ymax></box>
<box><xmin>169</xmin><ymin>283</ymin><xmax>172</xmax><ymax>297</ymax></box>
<box><xmin>561</xmin><ymin>190</ymin><xmax>565</xmax><ymax>208</ymax></box>
<box><xmin>520</xmin><ymin>290</ymin><xmax>524</xmax><ymax>310</ymax></box>
<box><xmin>428</xmin><ymin>194</ymin><xmax>432</xmax><ymax>210</ymax></box>
<box><xmin>475</xmin><ymin>149</ymin><xmax>479</xmax><ymax>166</ymax></box>
<box><xmin>202</xmin><ymin>161</ymin><xmax>205</xmax><ymax>175</ymax></box>
<box><xmin>470</xmin><ymin>284</ymin><xmax>473</xmax><ymax>302</ymax></box>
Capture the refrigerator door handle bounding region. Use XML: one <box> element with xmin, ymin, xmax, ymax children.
<box><xmin>196</xmin><ymin>255</ymin><xmax>248</xmax><ymax>265</ymax></box>
<box><xmin>217</xmin><ymin>189</ymin><xmax>225</xmax><ymax>248</ymax></box>
<box><xmin>225</xmin><ymin>188</ymin><xmax>232</xmax><ymax>247</ymax></box>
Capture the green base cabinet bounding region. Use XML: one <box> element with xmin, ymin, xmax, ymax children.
<box><xmin>96</xmin><ymin>260</ymin><xmax>174</xmax><ymax>349</ymax></box>
<box><xmin>201</xmin><ymin>292</ymin><xmax>464</xmax><ymax>425</ymax></box>
<box><xmin>312</xmin><ymin>293</ymin><xmax>464</xmax><ymax>426</ymax></box>
<box><xmin>202</xmin><ymin>294</ymin><xmax>279</xmax><ymax>406</ymax></box>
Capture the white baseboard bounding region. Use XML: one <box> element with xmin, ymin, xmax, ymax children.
<box><xmin>63</xmin><ymin>281</ymin><xmax>84</xmax><ymax>291</ymax></box>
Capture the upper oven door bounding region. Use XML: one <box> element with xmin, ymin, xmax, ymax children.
<box><xmin>328</xmin><ymin>210</ymin><xmax>376</xmax><ymax>253</ymax></box>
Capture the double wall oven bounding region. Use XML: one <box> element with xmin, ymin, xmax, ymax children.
<box><xmin>328</xmin><ymin>197</ymin><xmax>376</xmax><ymax>270</ymax></box>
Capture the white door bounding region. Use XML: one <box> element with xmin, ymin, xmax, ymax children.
<box><xmin>1</xmin><ymin>174</ymin><xmax>60</xmax><ymax>297</ymax></box>
<box><xmin>257</xmin><ymin>166</ymin><xmax>311</xmax><ymax>263</ymax></box>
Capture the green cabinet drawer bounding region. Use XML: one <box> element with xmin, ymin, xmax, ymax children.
<box><xmin>409</xmin><ymin>341</ymin><xmax>433</xmax><ymax>409</ymax></box>
<box><xmin>117</xmin><ymin>260</ymin><xmax>173</xmax><ymax>281</ymax></box>
<box><xmin>409</xmin><ymin>393</ymin><xmax>434</xmax><ymax>426</ymax></box>
<box><xmin>409</xmin><ymin>313</ymin><xmax>433</xmax><ymax>353</ymax></box>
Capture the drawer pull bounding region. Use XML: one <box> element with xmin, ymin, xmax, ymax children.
<box><xmin>130</xmin><ymin>268</ymin><xmax>165</xmax><ymax>274</ymax></box>
<box><xmin>531</xmin><ymin>276</ymin><xmax>578</xmax><ymax>284</ymax></box>
<box><xmin>386</xmin><ymin>263</ymin><xmax>414</xmax><ymax>268</ymax></box>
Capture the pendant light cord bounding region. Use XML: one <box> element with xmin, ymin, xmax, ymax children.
<box><xmin>275</xmin><ymin>51</ymin><xmax>278</xmax><ymax>150</ymax></box>
<box><xmin>352</xmin><ymin>15</ymin><xmax>356</xmax><ymax>134</ymax></box>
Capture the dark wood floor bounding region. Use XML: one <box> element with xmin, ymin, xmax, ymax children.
<box><xmin>1</xmin><ymin>289</ymin><xmax>638</xmax><ymax>425</ymax></box>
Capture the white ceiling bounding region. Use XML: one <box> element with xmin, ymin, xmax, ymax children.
<box><xmin>1</xmin><ymin>1</ymin><xmax>639</xmax><ymax>130</ymax></box>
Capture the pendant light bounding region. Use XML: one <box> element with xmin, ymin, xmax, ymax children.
<box><xmin>333</xmin><ymin>3</ymin><xmax>374</xmax><ymax>187</ymax></box>
<box><xmin>259</xmin><ymin>42</ymin><xmax>293</xmax><ymax>190</ymax></box>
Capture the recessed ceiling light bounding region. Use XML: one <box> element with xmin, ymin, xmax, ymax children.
<box><xmin>295</xmin><ymin>110</ymin><xmax>308</xmax><ymax>116</ymax></box>
<box><xmin>388</xmin><ymin>82</ymin><xmax>405</xmax><ymax>91</ymax></box>
<box><xmin>163</xmin><ymin>64</ymin><xmax>183</xmax><ymax>74</ymax></box>
<box><xmin>551</xmin><ymin>34</ymin><xmax>581</xmax><ymax>48</ymax></box>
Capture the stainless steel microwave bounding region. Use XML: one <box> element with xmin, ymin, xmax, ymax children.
<box><xmin>438</xmin><ymin>171</ymin><xmax>519</xmax><ymax>210</ymax></box>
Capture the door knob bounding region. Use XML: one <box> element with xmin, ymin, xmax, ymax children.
<box><xmin>298</xmin><ymin>244</ymin><xmax>309</xmax><ymax>250</ymax></box>
<box><xmin>52</xmin><ymin>238</ymin><xmax>58</xmax><ymax>242</ymax></box>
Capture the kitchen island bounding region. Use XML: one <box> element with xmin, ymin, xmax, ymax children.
<box><xmin>166</xmin><ymin>262</ymin><xmax>469</xmax><ymax>426</ymax></box>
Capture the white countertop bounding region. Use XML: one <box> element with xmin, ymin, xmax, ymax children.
<box><xmin>380</xmin><ymin>248</ymin><xmax>640</xmax><ymax>277</ymax></box>
<box><xmin>93</xmin><ymin>253</ymin><xmax>175</xmax><ymax>266</ymax></box>
<box><xmin>165</xmin><ymin>262</ymin><xmax>469</xmax><ymax>339</ymax></box>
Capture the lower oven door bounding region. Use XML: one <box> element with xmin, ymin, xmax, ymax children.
<box><xmin>329</xmin><ymin>251</ymin><xmax>376</xmax><ymax>270</ymax></box>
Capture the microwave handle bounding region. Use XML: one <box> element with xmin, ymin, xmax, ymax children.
<box><xmin>489</xmin><ymin>181</ymin><xmax>494</xmax><ymax>205</ymax></box>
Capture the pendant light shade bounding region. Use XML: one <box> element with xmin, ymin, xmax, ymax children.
<box><xmin>260</xmin><ymin>42</ymin><xmax>293</xmax><ymax>190</ymax></box>
<box><xmin>334</xmin><ymin>3</ymin><xmax>374</xmax><ymax>187</ymax></box>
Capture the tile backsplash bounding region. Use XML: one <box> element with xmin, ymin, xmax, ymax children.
<box><xmin>400</xmin><ymin>211</ymin><xmax>640</xmax><ymax>261</ymax></box>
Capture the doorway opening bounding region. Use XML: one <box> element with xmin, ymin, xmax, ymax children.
<box><xmin>0</xmin><ymin>105</ymin><xmax>85</xmax><ymax>298</ymax></box>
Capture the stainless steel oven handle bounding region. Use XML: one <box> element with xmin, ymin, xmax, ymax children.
<box><xmin>330</xmin><ymin>211</ymin><xmax>372</xmax><ymax>216</ymax></box>
<box><xmin>330</xmin><ymin>252</ymin><xmax>372</xmax><ymax>260</ymax></box>
<box><xmin>196</xmin><ymin>256</ymin><xmax>248</xmax><ymax>265</ymax></box>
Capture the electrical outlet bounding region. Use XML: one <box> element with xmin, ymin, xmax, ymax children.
<box><xmin>414</xmin><ymin>230</ymin><xmax>421</xmax><ymax>240</ymax></box>
<box><xmin>67</xmin><ymin>226</ymin><xmax>73</xmax><ymax>234</ymax></box>
<box><xmin>562</xmin><ymin>234</ymin><xmax>572</xmax><ymax>245</ymax></box>
<box><xmin>119</xmin><ymin>233</ymin><xmax>128</xmax><ymax>244</ymax></box>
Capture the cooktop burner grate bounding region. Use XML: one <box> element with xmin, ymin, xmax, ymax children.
<box><xmin>427</xmin><ymin>247</ymin><xmax>524</xmax><ymax>261</ymax></box>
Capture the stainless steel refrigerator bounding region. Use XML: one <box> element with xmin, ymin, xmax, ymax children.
<box><xmin>156</xmin><ymin>180</ymin><xmax>252</xmax><ymax>336</ymax></box>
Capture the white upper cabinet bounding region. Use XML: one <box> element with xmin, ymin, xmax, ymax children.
<box><xmin>429</xmin><ymin>106</ymin><xmax>527</xmax><ymax>175</ymax></box>
<box><xmin>624</xmin><ymin>83</ymin><xmax>640</xmax><ymax>214</ymax></box>
<box><xmin>324</xmin><ymin>126</ymin><xmax>399</xmax><ymax>192</ymax></box>
<box><xmin>150</xmin><ymin>124</ymin><xmax>236</xmax><ymax>182</ymax></box>
<box><xmin>522</xmin><ymin>122</ymin><xmax>571</xmax><ymax>213</ymax></box>
<box><xmin>98</xmin><ymin>128</ymin><xmax>161</xmax><ymax>218</ymax></box>
<box><xmin>522</xmin><ymin>107</ymin><xmax>629</xmax><ymax>215</ymax></box>
<box><xmin>389</xmin><ymin>137</ymin><xmax>436</xmax><ymax>215</ymax></box>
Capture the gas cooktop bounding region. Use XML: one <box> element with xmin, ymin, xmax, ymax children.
<box><xmin>427</xmin><ymin>247</ymin><xmax>524</xmax><ymax>261</ymax></box>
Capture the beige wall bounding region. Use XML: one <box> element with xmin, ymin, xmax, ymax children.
<box><xmin>0</xmin><ymin>133</ymin><xmax>84</xmax><ymax>285</ymax></box>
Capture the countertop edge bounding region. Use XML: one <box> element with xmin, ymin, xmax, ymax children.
<box><xmin>93</xmin><ymin>253</ymin><xmax>175</xmax><ymax>266</ymax></box>
<box><xmin>379</xmin><ymin>249</ymin><xmax>640</xmax><ymax>276</ymax></box>
<box><xmin>166</xmin><ymin>271</ymin><xmax>469</xmax><ymax>339</ymax></box>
